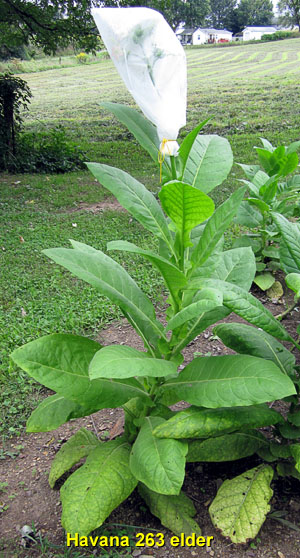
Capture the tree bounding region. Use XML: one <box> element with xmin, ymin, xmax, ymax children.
<box><xmin>0</xmin><ymin>72</ymin><xmax>32</xmax><ymax>168</ymax></box>
<box><xmin>183</xmin><ymin>0</ymin><xmax>211</xmax><ymax>28</ymax></box>
<box><xmin>0</xmin><ymin>1</ymin><xmax>210</xmax><ymax>56</ymax></box>
<box><xmin>232</xmin><ymin>0</ymin><xmax>274</xmax><ymax>33</ymax></box>
<box><xmin>208</xmin><ymin>0</ymin><xmax>237</xmax><ymax>29</ymax></box>
<box><xmin>113</xmin><ymin>1</ymin><xmax>211</xmax><ymax>30</ymax></box>
<box><xmin>0</xmin><ymin>0</ymin><xmax>103</xmax><ymax>56</ymax></box>
<box><xmin>277</xmin><ymin>0</ymin><xmax>300</xmax><ymax>29</ymax></box>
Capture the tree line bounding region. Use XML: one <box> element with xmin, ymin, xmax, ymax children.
<box><xmin>0</xmin><ymin>0</ymin><xmax>299</xmax><ymax>57</ymax></box>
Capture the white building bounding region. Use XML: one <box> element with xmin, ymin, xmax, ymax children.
<box><xmin>242</xmin><ymin>26</ymin><xmax>277</xmax><ymax>41</ymax></box>
<box><xmin>176</xmin><ymin>27</ymin><xmax>233</xmax><ymax>45</ymax></box>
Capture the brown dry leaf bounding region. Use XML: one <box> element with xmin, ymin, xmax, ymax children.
<box><xmin>19</xmin><ymin>236</ymin><xmax>25</xmax><ymax>243</ymax></box>
<box><xmin>109</xmin><ymin>416</ymin><xmax>124</xmax><ymax>440</ymax></box>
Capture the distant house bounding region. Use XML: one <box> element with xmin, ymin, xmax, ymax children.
<box><xmin>176</xmin><ymin>27</ymin><xmax>233</xmax><ymax>45</ymax></box>
<box><xmin>176</xmin><ymin>28</ymin><xmax>195</xmax><ymax>45</ymax></box>
<box><xmin>242</xmin><ymin>26</ymin><xmax>277</xmax><ymax>41</ymax></box>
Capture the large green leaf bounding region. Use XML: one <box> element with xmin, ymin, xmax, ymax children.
<box><xmin>272</xmin><ymin>212</ymin><xmax>300</xmax><ymax>274</ymax></box>
<box><xmin>159</xmin><ymin>181</ymin><xmax>215</xmax><ymax>247</ymax></box>
<box><xmin>182</xmin><ymin>134</ymin><xmax>233</xmax><ymax>193</ymax></box>
<box><xmin>166</xmin><ymin>289</ymin><xmax>223</xmax><ymax>332</ymax></box>
<box><xmin>86</xmin><ymin>163</ymin><xmax>174</xmax><ymax>252</ymax></box>
<box><xmin>158</xmin><ymin>355</ymin><xmax>296</xmax><ymax>407</ymax></box>
<box><xmin>102</xmin><ymin>102</ymin><xmax>160</xmax><ymax>163</ymax></box>
<box><xmin>209</xmin><ymin>465</ymin><xmax>274</xmax><ymax>543</ymax></box>
<box><xmin>187</xmin><ymin>278</ymin><xmax>292</xmax><ymax>342</ymax></box>
<box><xmin>277</xmin><ymin>462</ymin><xmax>300</xmax><ymax>481</ymax></box>
<box><xmin>279</xmin><ymin>422</ymin><xmax>300</xmax><ymax>439</ymax></box>
<box><xmin>49</xmin><ymin>428</ymin><xmax>99</xmax><ymax>488</ymax></box>
<box><xmin>11</xmin><ymin>333</ymin><xmax>100</xmax><ymax>399</ymax></box>
<box><xmin>179</xmin><ymin>118</ymin><xmax>211</xmax><ymax>171</ymax></box>
<box><xmin>286</xmin><ymin>273</ymin><xmax>300</xmax><ymax>297</ymax></box>
<box><xmin>214</xmin><ymin>322</ymin><xmax>295</xmax><ymax>376</ymax></box>
<box><xmin>191</xmin><ymin>187</ymin><xmax>246</xmax><ymax>269</ymax></box>
<box><xmin>138</xmin><ymin>484</ymin><xmax>201</xmax><ymax>536</ymax></box>
<box><xmin>286</xmin><ymin>140</ymin><xmax>300</xmax><ymax>154</ymax></box>
<box><xmin>247</xmin><ymin>198</ymin><xmax>270</xmax><ymax>213</ymax></box>
<box><xmin>43</xmin><ymin>242</ymin><xmax>165</xmax><ymax>348</ymax></box>
<box><xmin>258</xmin><ymin>146</ymin><xmax>298</xmax><ymax>178</ymax></box>
<box><xmin>190</xmin><ymin>222</ymin><xmax>223</xmax><ymax>247</ymax></box>
<box><xmin>61</xmin><ymin>439</ymin><xmax>137</xmax><ymax>536</ymax></box>
<box><xmin>153</xmin><ymin>405</ymin><xmax>284</xmax><ymax>440</ymax></box>
<box><xmin>26</xmin><ymin>394</ymin><xmax>90</xmax><ymax>432</ymax></box>
<box><xmin>235</xmin><ymin>201</ymin><xmax>263</xmax><ymax>228</ymax></box>
<box><xmin>107</xmin><ymin>240</ymin><xmax>186</xmax><ymax>304</ymax></box>
<box><xmin>171</xmin><ymin>306</ymin><xmax>231</xmax><ymax>354</ymax></box>
<box><xmin>238</xmin><ymin>163</ymin><xmax>261</xmax><ymax>180</ymax></box>
<box><xmin>129</xmin><ymin>417</ymin><xmax>187</xmax><ymax>495</ymax></box>
<box><xmin>11</xmin><ymin>333</ymin><xmax>150</xmax><ymax>409</ymax></box>
<box><xmin>187</xmin><ymin>430</ymin><xmax>267</xmax><ymax>462</ymax></box>
<box><xmin>209</xmin><ymin>247</ymin><xmax>256</xmax><ymax>291</ymax></box>
<box><xmin>288</xmin><ymin>410</ymin><xmax>300</xmax><ymax>427</ymax></box>
<box><xmin>253</xmin><ymin>272</ymin><xmax>275</xmax><ymax>291</ymax></box>
<box><xmin>89</xmin><ymin>346</ymin><xmax>177</xmax><ymax>380</ymax></box>
<box><xmin>232</xmin><ymin>235</ymin><xmax>262</xmax><ymax>255</ymax></box>
<box><xmin>290</xmin><ymin>444</ymin><xmax>300</xmax><ymax>473</ymax></box>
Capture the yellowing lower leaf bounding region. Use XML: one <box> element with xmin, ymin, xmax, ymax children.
<box><xmin>209</xmin><ymin>465</ymin><xmax>274</xmax><ymax>543</ymax></box>
<box><xmin>139</xmin><ymin>484</ymin><xmax>201</xmax><ymax>536</ymax></box>
<box><xmin>61</xmin><ymin>439</ymin><xmax>137</xmax><ymax>536</ymax></box>
<box><xmin>49</xmin><ymin>428</ymin><xmax>99</xmax><ymax>488</ymax></box>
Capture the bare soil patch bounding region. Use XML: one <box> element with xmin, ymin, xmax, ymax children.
<box><xmin>66</xmin><ymin>199</ymin><xmax>125</xmax><ymax>213</ymax></box>
<box><xmin>1</xmin><ymin>296</ymin><xmax>300</xmax><ymax>558</ymax></box>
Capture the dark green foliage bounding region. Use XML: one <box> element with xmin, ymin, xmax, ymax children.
<box><xmin>0</xmin><ymin>0</ymin><xmax>102</xmax><ymax>55</ymax></box>
<box><xmin>0</xmin><ymin>72</ymin><xmax>32</xmax><ymax>169</ymax></box>
<box><xmin>278</xmin><ymin>0</ymin><xmax>300</xmax><ymax>29</ymax></box>
<box><xmin>208</xmin><ymin>0</ymin><xmax>237</xmax><ymax>29</ymax></box>
<box><xmin>262</xmin><ymin>31</ymin><xmax>300</xmax><ymax>41</ymax></box>
<box><xmin>12</xmin><ymin>126</ymin><xmax>86</xmax><ymax>173</ymax></box>
<box><xmin>114</xmin><ymin>1</ymin><xmax>210</xmax><ymax>30</ymax></box>
<box><xmin>230</xmin><ymin>0</ymin><xmax>274</xmax><ymax>34</ymax></box>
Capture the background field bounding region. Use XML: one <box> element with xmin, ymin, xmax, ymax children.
<box><xmin>1</xmin><ymin>38</ymin><xmax>300</xmax><ymax>438</ymax></box>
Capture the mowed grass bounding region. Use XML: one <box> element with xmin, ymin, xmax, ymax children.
<box><xmin>1</xmin><ymin>38</ymin><xmax>300</xmax><ymax>438</ymax></box>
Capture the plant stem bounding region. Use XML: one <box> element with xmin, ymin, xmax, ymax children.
<box><xmin>170</xmin><ymin>155</ymin><xmax>177</xmax><ymax>180</ymax></box>
<box><xmin>275</xmin><ymin>300</ymin><xmax>299</xmax><ymax>321</ymax></box>
<box><xmin>291</xmin><ymin>338</ymin><xmax>300</xmax><ymax>353</ymax></box>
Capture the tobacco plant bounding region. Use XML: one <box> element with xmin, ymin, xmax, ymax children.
<box><xmin>11</xmin><ymin>105</ymin><xmax>296</xmax><ymax>544</ymax></box>
<box><xmin>212</xmin><ymin>211</ymin><xmax>300</xmax><ymax>538</ymax></box>
<box><xmin>234</xmin><ymin>138</ymin><xmax>300</xmax><ymax>291</ymax></box>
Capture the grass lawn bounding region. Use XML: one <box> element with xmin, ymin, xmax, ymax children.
<box><xmin>1</xmin><ymin>38</ymin><xmax>300</xmax><ymax>439</ymax></box>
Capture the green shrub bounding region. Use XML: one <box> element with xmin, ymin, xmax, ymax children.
<box><xmin>10</xmin><ymin>125</ymin><xmax>87</xmax><ymax>173</ymax></box>
<box><xmin>262</xmin><ymin>31</ymin><xmax>300</xmax><ymax>41</ymax></box>
<box><xmin>0</xmin><ymin>72</ymin><xmax>32</xmax><ymax>169</ymax></box>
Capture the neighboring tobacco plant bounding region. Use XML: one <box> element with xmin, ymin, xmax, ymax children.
<box><xmin>213</xmin><ymin>211</ymin><xmax>300</xmax><ymax>539</ymax></box>
<box><xmin>11</xmin><ymin>105</ymin><xmax>297</xmax><ymax>544</ymax></box>
<box><xmin>234</xmin><ymin>138</ymin><xmax>300</xmax><ymax>291</ymax></box>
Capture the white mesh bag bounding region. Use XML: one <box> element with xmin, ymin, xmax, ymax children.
<box><xmin>92</xmin><ymin>7</ymin><xmax>187</xmax><ymax>155</ymax></box>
